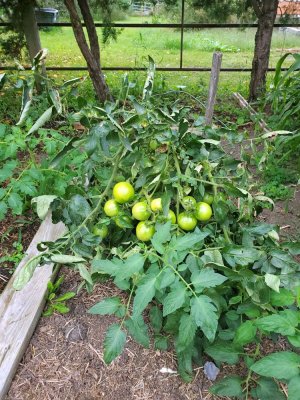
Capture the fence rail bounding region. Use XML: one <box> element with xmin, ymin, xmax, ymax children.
<box><xmin>0</xmin><ymin>7</ymin><xmax>299</xmax><ymax>73</ymax></box>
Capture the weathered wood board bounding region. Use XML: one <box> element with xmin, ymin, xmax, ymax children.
<box><xmin>0</xmin><ymin>214</ymin><xmax>66</xmax><ymax>399</ymax></box>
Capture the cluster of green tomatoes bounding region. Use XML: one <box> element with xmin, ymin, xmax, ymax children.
<box><xmin>93</xmin><ymin>182</ymin><xmax>213</xmax><ymax>242</ymax></box>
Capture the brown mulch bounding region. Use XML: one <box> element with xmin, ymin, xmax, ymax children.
<box><xmin>0</xmin><ymin>211</ymin><xmax>39</xmax><ymax>293</ymax></box>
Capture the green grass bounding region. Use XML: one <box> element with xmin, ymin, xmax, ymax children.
<box><xmin>0</xmin><ymin>16</ymin><xmax>299</xmax><ymax>97</ymax></box>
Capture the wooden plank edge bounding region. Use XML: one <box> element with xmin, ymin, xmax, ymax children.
<box><xmin>0</xmin><ymin>213</ymin><xmax>66</xmax><ymax>400</ymax></box>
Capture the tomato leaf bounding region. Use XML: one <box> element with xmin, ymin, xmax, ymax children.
<box><xmin>162</xmin><ymin>283</ymin><xmax>186</xmax><ymax>316</ymax></box>
<box><xmin>176</xmin><ymin>313</ymin><xmax>197</xmax><ymax>352</ymax></box>
<box><xmin>88</xmin><ymin>297</ymin><xmax>123</xmax><ymax>316</ymax></box>
<box><xmin>191</xmin><ymin>268</ymin><xmax>227</xmax><ymax>293</ymax></box>
<box><xmin>234</xmin><ymin>320</ymin><xmax>257</xmax><ymax>346</ymax></box>
<box><xmin>125</xmin><ymin>315</ymin><xmax>150</xmax><ymax>348</ymax></box>
<box><xmin>103</xmin><ymin>323</ymin><xmax>127</xmax><ymax>364</ymax></box>
<box><xmin>288</xmin><ymin>376</ymin><xmax>300</xmax><ymax>400</ymax></box>
<box><xmin>190</xmin><ymin>295</ymin><xmax>218</xmax><ymax>342</ymax></box>
<box><xmin>250</xmin><ymin>352</ymin><xmax>300</xmax><ymax>380</ymax></box>
<box><xmin>210</xmin><ymin>376</ymin><xmax>243</xmax><ymax>397</ymax></box>
<box><xmin>132</xmin><ymin>273</ymin><xmax>157</xmax><ymax>317</ymax></box>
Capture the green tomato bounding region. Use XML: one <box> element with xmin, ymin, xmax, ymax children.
<box><xmin>132</xmin><ymin>201</ymin><xmax>151</xmax><ymax>221</ymax></box>
<box><xmin>177</xmin><ymin>212</ymin><xmax>197</xmax><ymax>231</ymax></box>
<box><xmin>167</xmin><ymin>210</ymin><xmax>176</xmax><ymax>224</ymax></box>
<box><xmin>113</xmin><ymin>181</ymin><xmax>135</xmax><ymax>204</ymax></box>
<box><xmin>115</xmin><ymin>215</ymin><xmax>133</xmax><ymax>229</ymax></box>
<box><xmin>136</xmin><ymin>221</ymin><xmax>155</xmax><ymax>241</ymax></box>
<box><xmin>150</xmin><ymin>198</ymin><xmax>162</xmax><ymax>212</ymax></box>
<box><xmin>182</xmin><ymin>196</ymin><xmax>197</xmax><ymax>210</ymax></box>
<box><xmin>92</xmin><ymin>225</ymin><xmax>108</xmax><ymax>239</ymax></box>
<box><xmin>203</xmin><ymin>193</ymin><xmax>214</xmax><ymax>205</ymax></box>
<box><xmin>149</xmin><ymin>139</ymin><xmax>158</xmax><ymax>150</ymax></box>
<box><xmin>104</xmin><ymin>199</ymin><xmax>119</xmax><ymax>217</ymax></box>
<box><xmin>195</xmin><ymin>202</ymin><xmax>212</xmax><ymax>222</ymax></box>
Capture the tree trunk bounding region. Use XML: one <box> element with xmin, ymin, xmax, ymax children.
<box><xmin>64</xmin><ymin>0</ymin><xmax>112</xmax><ymax>103</ymax></box>
<box><xmin>21</xmin><ymin>0</ymin><xmax>42</xmax><ymax>62</ymax></box>
<box><xmin>249</xmin><ymin>0</ymin><xmax>279</xmax><ymax>100</ymax></box>
<box><xmin>21</xmin><ymin>0</ymin><xmax>45</xmax><ymax>91</ymax></box>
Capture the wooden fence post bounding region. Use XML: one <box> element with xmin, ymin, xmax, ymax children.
<box><xmin>205</xmin><ymin>52</ymin><xmax>223</xmax><ymax>126</ymax></box>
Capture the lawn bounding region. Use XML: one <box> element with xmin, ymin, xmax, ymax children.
<box><xmin>1</xmin><ymin>16</ymin><xmax>299</xmax><ymax>95</ymax></box>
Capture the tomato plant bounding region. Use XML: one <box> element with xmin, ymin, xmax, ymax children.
<box><xmin>92</xmin><ymin>224</ymin><xmax>108</xmax><ymax>239</ymax></box>
<box><xmin>14</xmin><ymin>60</ymin><xmax>300</xmax><ymax>397</ymax></box>
<box><xmin>181</xmin><ymin>196</ymin><xmax>197</xmax><ymax>210</ymax></box>
<box><xmin>202</xmin><ymin>192</ymin><xmax>214</xmax><ymax>205</ymax></box>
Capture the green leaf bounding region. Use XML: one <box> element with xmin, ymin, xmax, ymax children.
<box><xmin>177</xmin><ymin>313</ymin><xmax>197</xmax><ymax>352</ymax></box>
<box><xmin>27</xmin><ymin>106</ymin><xmax>53</xmax><ymax>135</ymax></box>
<box><xmin>288</xmin><ymin>376</ymin><xmax>300</xmax><ymax>400</ymax></box>
<box><xmin>103</xmin><ymin>323</ymin><xmax>127</xmax><ymax>364</ymax></box>
<box><xmin>270</xmin><ymin>288</ymin><xmax>295</xmax><ymax>306</ymax></box>
<box><xmin>88</xmin><ymin>297</ymin><xmax>122</xmax><ymax>315</ymax></box>
<box><xmin>151</xmin><ymin>221</ymin><xmax>171</xmax><ymax>254</ymax></box>
<box><xmin>132</xmin><ymin>273</ymin><xmax>157</xmax><ymax>317</ymax></box>
<box><xmin>68</xmin><ymin>195</ymin><xmax>91</xmax><ymax>224</ymax></box>
<box><xmin>32</xmin><ymin>195</ymin><xmax>57</xmax><ymax>220</ymax></box>
<box><xmin>162</xmin><ymin>284</ymin><xmax>186</xmax><ymax>316</ymax></box>
<box><xmin>154</xmin><ymin>334</ymin><xmax>168</xmax><ymax>350</ymax></box>
<box><xmin>51</xmin><ymin>255</ymin><xmax>85</xmax><ymax>264</ymax></box>
<box><xmin>117</xmin><ymin>253</ymin><xmax>145</xmax><ymax>280</ymax></box>
<box><xmin>210</xmin><ymin>376</ymin><xmax>243</xmax><ymax>397</ymax></box>
<box><xmin>8</xmin><ymin>192</ymin><xmax>23</xmax><ymax>215</ymax></box>
<box><xmin>17</xmin><ymin>179</ymin><xmax>37</xmax><ymax>196</ymax></box>
<box><xmin>157</xmin><ymin>268</ymin><xmax>175</xmax><ymax>289</ymax></box>
<box><xmin>265</xmin><ymin>273</ymin><xmax>280</xmax><ymax>292</ymax></box>
<box><xmin>77</xmin><ymin>263</ymin><xmax>93</xmax><ymax>286</ymax></box>
<box><xmin>190</xmin><ymin>295</ymin><xmax>218</xmax><ymax>342</ymax></box>
<box><xmin>251</xmin><ymin>377</ymin><xmax>285</xmax><ymax>400</ymax></box>
<box><xmin>125</xmin><ymin>315</ymin><xmax>150</xmax><ymax>348</ymax></box>
<box><xmin>176</xmin><ymin>345</ymin><xmax>194</xmax><ymax>382</ymax></box>
<box><xmin>288</xmin><ymin>334</ymin><xmax>300</xmax><ymax>348</ymax></box>
<box><xmin>172</xmin><ymin>228</ymin><xmax>210</xmax><ymax>252</ymax></box>
<box><xmin>0</xmin><ymin>201</ymin><xmax>7</xmax><ymax>220</ymax></box>
<box><xmin>13</xmin><ymin>256</ymin><xmax>42</xmax><ymax>290</ymax></box>
<box><xmin>223</xmin><ymin>245</ymin><xmax>262</xmax><ymax>267</ymax></box>
<box><xmin>55</xmin><ymin>292</ymin><xmax>76</xmax><ymax>302</ymax></box>
<box><xmin>191</xmin><ymin>268</ymin><xmax>227</xmax><ymax>293</ymax></box>
<box><xmin>149</xmin><ymin>306</ymin><xmax>162</xmax><ymax>333</ymax></box>
<box><xmin>205</xmin><ymin>341</ymin><xmax>241</xmax><ymax>364</ymax></box>
<box><xmin>91</xmin><ymin>258</ymin><xmax>120</xmax><ymax>276</ymax></box>
<box><xmin>52</xmin><ymin>303</ymin><xmax>70</xmax><ymax>313</ymax></box>
<box><xmin>255</xmin><ymin>310</ymin><xmax>299</xmax><ymax>336</ymax></box>
<box><xmin>250</xmin><ymin>352</ymin><xmax>300</xmax><ymax>380</ymax></box>
<box><xmin>234</xmin><ymin>320</ymin><xmax>257</xmax><ymax>346</ymax></box>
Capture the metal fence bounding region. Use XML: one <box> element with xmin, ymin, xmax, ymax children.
<box><xmin>0</xmin><ymin>0</ymin><xmax>300</xmax><ymax>73</ymax></box>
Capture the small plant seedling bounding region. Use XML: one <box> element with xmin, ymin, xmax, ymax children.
<box><xmin>43</xmin><ymin>276</ymin><xmax>76</xmax><ymax>317</ymax></box>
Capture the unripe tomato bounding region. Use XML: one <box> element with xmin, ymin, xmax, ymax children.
<box><xmin>195</xmin><ymin>202</ymin><xmax>212</xmax><ymax>222</ymax></box>
<box><xmin>113</xmin><ymin>181</ymin><xmax>135</xmax><ymax>204</ymax></box>
<box><xmin>104</xmin><ymin>199</ymin><xmax>119</xmax><ymax>217</ymax></box>
<box><xmin>115</xmin><ymin>215</ymin><xmax>133</xmax><ymax>229</ymax></box>
<box><xmin>203</xmin><ymin>193</ymin><xmax>214</xmax><ymax>205</ymax></box>
<box><xmin>177</xmin><ymin>212</ymin><xmax>197</xmax><ymax>231</ymax></box>
<box><xmin>167</xmin><ymin>209</ymin><xmax>176</xmax><ymax>224</ymax></box>
<box><xmin>150</xmin><ymin>198</ymin><xmax>162</xmax><ymax>212</ymax></box>
<box><xmin>136</xmin><ymin>221</ymin><xmax>155</xmax><ymax>241</ymax></box>
<box><xmin>149</xmin><ymin>139</ymin><xmax>158</xmax><ymax>150</ymax></box>
<box><xmin>182</xmin><ymin>196</ymin><xmax>197</xmax><ymax>210</ymax></box>
<box><xmin>132</xmin><ymin>201</ymin><xmax>151</xmax><ymax>221</ymax></box>
<box><xmin>92</xmin><ymin>225</ymin><xmax>108</xmax><ymax>239</ymax></box>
